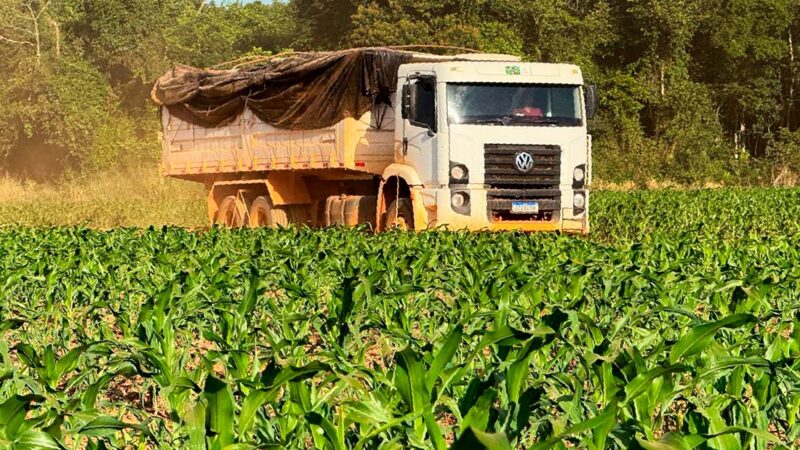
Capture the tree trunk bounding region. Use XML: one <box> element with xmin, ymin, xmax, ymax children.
<box><xmin>788</xmin><ymin>29</ymin><xmax>795</xmax><ymax>128</ymax></box>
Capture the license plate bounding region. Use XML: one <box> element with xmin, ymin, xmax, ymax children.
<box><xmin>511</xmin><ymin>201</ymin><xmax>539</xmax><ymax>214</ymax></box>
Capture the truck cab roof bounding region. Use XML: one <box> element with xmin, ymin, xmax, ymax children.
<box><xmin>400</xmin><ymin>59</ymin><xmax>585</xmax><ymax>86</ymax></box>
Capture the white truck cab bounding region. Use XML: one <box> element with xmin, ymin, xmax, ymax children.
<box><xmin>387</xmin><ymin>55</ymin><xmax>593</xmax><ymax>232</ymax></box>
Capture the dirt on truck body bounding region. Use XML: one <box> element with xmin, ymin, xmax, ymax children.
<box><xmin>154</xmin><ymin>47</ymin><xmax>593</xmax><ymax>232</ymax></box>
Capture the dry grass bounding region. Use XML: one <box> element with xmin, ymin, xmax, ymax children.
<box><xmin>0</xmin><ymin>167</ymin><xmax>207</xmax><ymax>228</ymax></box>
<box><xmin>591</xmin><ymin>179</ymin><xmax>725</xmax><ymax>191</ymax></box>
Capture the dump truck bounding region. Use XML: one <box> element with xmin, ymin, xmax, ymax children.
<box><xmin>153</xmin><ymin>48</ymin><xmax>594</xmax><ymax>232</ymax></box>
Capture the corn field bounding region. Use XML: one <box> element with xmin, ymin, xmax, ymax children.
<box><xmin>0</xmin><ymin>188</ymin><xmax>799</xmax><ymax>449</ymax></box>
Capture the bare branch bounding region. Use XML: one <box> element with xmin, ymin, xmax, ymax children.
<box><xmin>25</xmin><ymin>1</ymin><xmax>35</xmax><ymax>19</ymax></box>
<box><xmin>0</xmin><ymin>33</ymin><xmax>33</xmax><ymax>46</ymax></box>
<box><xmin>22</xmin><ymin>0</ymin><xmax>40</xmax><ymax>66</ymax></box>
<box><xmin>3</xmin><ymin>25</ymin><xmax>35</xmax><ymax>36</ymax></box>
<box><xmin>36</xmin><ymin>0</ymin><xmax>51</xmax><ymax>20</ymax></box>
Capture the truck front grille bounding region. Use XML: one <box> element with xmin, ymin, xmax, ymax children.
<box><xmin>484</xmin><ymin>144</ymin><xmax>561</xmax><ymax>222</ymax></box>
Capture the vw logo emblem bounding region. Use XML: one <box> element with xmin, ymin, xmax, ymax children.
<box><xmin>515</xmin><ymin>152</ymin><xmax>534</xmax><ymax>173</ymax></box>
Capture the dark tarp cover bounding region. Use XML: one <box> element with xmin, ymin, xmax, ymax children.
<box><xmin>152</xmin><ymin>48</ymin><xmax>415</xmax><ymax>130</ymax></box>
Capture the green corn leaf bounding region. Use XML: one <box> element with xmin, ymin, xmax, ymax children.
<box><xmin>393</xmin><ymin>363</ymin><xmax>412</xmax><ymax>410</ymax></box>
<box><xmin>506</xmin><ymin>332</ymin><xmax>555</xmax><ymax>404</ymax></box>
<box><xmin>624</xmin><ymin>365</ymin><xmax>689</xmax><ymax>404</ymax></box>
<box><xmin>261</xmin><ymin>361</ymin><xmax>331</xmax><ymax>390</ymax></box>
<box><xmin>239</xmin><ymin>390</ymin><xmax>271</xmax><ymax>435</ymax></box>
<box><xmin>506</xmin><ymin>351</ymin><xmax>533</xmax><ymax>404</ymax></box>
<box><xmin>204</xmin><ymin>376</ymin><xmax>235</xmax><ymax>448</ymax></box>
<box><xmin>530</xmin><ymin>402</ymin><xmax>618</xmax><ymax>450</ymax></box>
<box><xmin>397</xmin><ymin>348</ymin><xmax>427</xmax><ymax>411</ymax></box>
<box><xmin>669</xmin><ymin>314</ymin><xmax>757</xmax><ymax>364</ymax></box>
<box><xmin>174</xmin><ymin>376</ymin><xmax>203</xmax><ymax>393</ymax></box>
<box><xmin>237</xmin><ymin>269</ymin><xmax>263</xmax><ymax>318</ymax></box>
<box><xmin>476</xmin><ymin>325</ymin><xmax>529</xmax><ymax>350</ymax></box>
<box><xmin>636</xmin><ymin>432</ymin><xmax>693</xmax><ymax>450</ymax></box>
<box><xmin>183</xmin><ymin>400</ymin><xmax>207</xmax><ymax>450</ymax></box>
<box><xmin>698</xmin><ymin>356</ymin><xmax>771</xmax><ymax>380</ymax></box>
<box><xmin>13</xmin><ymin>430</ymin><xmax>64</xmax><ymax>450</ymax></box>
<box><xmin>425</xmin><ymin>325</ymin><xmax>463</xmax><ymax>393</ymax></box>
<box><xmin>397</xmin><ymin>347</ymin><xmax>447</xmax><ymax>450</ymax></box>
<box><xmin>241</xmin><ymin>360</ymin><xmax>332</xmax><ymax>434</ymax></box>
<box><xmin>451</xmin><ymin>427</ymin><xmax>512</xmax><ymax>450</ymax></box>
<box><xmin>54</xmin><ymin>345</ymin><xmax>90</xmax><ymax>381</ymax></box>
<box><xmin>39</xmin><ymin>347</ymin><xmax>58</xmax><ymax>389</ymax></box>
<box><xmin>42</xmin><ymin>416</ymin><xmax>64</xmax><ymax>443</ymax></box>
<box><xmin>702</xmin><ymin>404</ymin><xmax>743</xmax><ymax>450</ymax></box>
<box><xmin>81</xmin><ymin>374</ymin><xmax>114</xmax><ymax>411</ymax></box>
<box><xmin>343</xmin><ymin>398</ymin><xmax>394</xmax><ymax>426</ymax></box>
<box><xmin>0</xmin><ymin>319</ymin><xmax>23</xmax><ymax>333</ymax></box>
<box><xmin>706</xmin><ymin>426</ymin><xmax>781</xmax><ymax>446</ymax></box>
<box><xmin>306</xmin><ymin>412</ymin><xmax>344</xmax><ymax>450</ymax></box>
<box><xmin>0</xmin><ymin>395</ymin><xmax>42</xmax><ymax>440</ymax></box>
<box><xmin>422</xmin><ymin>413</ymin><xmax>447</xmax><ymax>450</ymax></box>
<box><xmin>13</xmin><ymin>344</ymin><xmax>39</xmax><ymax>369</ymax></box>
<box><xmin>460</xmin><ymin>388</ymin><xmax>497</xmax><ymax>433</ymax></box>
<box><xmin>77</xmin><ymin>416</ymin><xmax>147</xmax><ymax>438</ymax></box>
<box><xmin>591</xmin><ymin>401</ymin><xmax>617</xmax><ymax>449</ymax></box>
<box><xmin>637</xmin><ymin>426</ymin><xmax>782</xmax><ymax>450</ymax></box>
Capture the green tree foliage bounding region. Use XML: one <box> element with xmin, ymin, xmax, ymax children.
<box><xmin>296</xmin><ymin>0</ymin><xmax>800</xmax><ymax>185</ymax></box>
<box><xmin>692</xmin><ymin>0</ymin><xmax>800</xmax><ymax>167</ymax></box>
<box><xmin>292</xmin><ymin>0</ymin><xmax>358</xmax><ymax>49</ymax></box>
<box><xmin>0</xmin><ymin>0</ymin><xmax>300</xmax><ymax>178</ymax></box>
<box><xmin>0</xmin><ymin>0</ymin><xmax>799</xmax><ymax>185</ymax></box>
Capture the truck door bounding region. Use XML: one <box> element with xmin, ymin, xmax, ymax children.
<box><xmin>400</xmin><ymin>75</ymin><xmax>438</xmax><ymax>186</ymax></box>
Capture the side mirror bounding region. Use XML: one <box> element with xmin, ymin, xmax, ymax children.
<box><xmin>403</xmin><ymin>76</ymin><xmax>437</xmax><ymax>135</ymax></box>
<box><xmin>402</xmin><ymin>84</ymin><xmax>411</xmax><ymax>119</ymax></box>
<box><xmin>585</xmin><ymin>84</ymin><xmax>597</xmax><ymax>120</ymax></box>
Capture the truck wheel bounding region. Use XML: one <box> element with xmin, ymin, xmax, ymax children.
<box><xmin>216</xmin><ymin>195</ymin><xmax>245</xmax><ymax>228</ymax></box>
<box><xmin>249</xmin><ymin>196</ymin><xmax>289</xmax><ymax>228</ymax></box>
<box><xmin>384</xmin><ymin>198</ymin><xmax>414</xmax><ymax>231</ymax></box>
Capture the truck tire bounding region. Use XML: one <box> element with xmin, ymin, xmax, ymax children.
<box><xmin>384</xmin><ymin>198</ymin><xmax>414</xmax><ymax>231</ymax></box>
<box><xmin>249</xmin><ymin>196</ymin><xmax>289</xmax><ymax>228</ymax></box>
<box><xmin>216</xmin><ymin>195</ymin><xmax>245</xmax><ymax>228</ymax></box>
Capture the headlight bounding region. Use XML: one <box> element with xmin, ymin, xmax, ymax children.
<box><xmin>573</xmin><ymin>192</ymin><xmax>586</xmax><ymax>209</ymax></box>
<box><xmin>450</xmin><ymin>164</ymin><xmax>468</xmax><ymax>182</ymax></box>
<box><xmin>573</xmin><ymin>166</ymin><xmax>585</xmax><ymax>183</ymax></box>
<box><xmin>451</xmin><ymin>192</ymin><xmax>468</xmax><ymax>208</ymax></box>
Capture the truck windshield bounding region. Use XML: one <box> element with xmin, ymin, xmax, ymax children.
<box><xmin>447</xmin><ymin>83</ymin><xmax>583</xmax><ymax>126</ymax></box>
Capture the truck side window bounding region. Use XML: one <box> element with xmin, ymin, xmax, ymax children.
<box><xmin>408</xmin><ymin>78</ymin><xmax>437</xmax><ymax>133</ymax></box>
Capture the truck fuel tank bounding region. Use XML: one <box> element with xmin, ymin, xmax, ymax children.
<box><xmin>325</xmin><ymin>195</ymin><xmax>378</xmax><ymax>228</ymax></box>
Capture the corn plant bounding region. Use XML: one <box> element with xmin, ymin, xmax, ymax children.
<box><xmin>0</xmin><ymin>188</ymin><xmax>799</xmax><ymax>448</ymax></box>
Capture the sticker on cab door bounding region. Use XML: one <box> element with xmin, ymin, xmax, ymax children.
<box><xmin>505</xmin><ymin>66</ymin><xmax>522</xmax><ymax>75</ymax></box>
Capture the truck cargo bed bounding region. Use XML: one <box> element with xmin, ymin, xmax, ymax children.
<box><xmin>161</xmin><ymin>107</ymin><xmax>395</xmax><ymax>179</ymax></box>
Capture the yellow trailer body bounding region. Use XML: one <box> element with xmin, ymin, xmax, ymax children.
<box><xmin>161</xmin><ymin>108</ymin><xmax>396</xmax><ymax>179</ymax></box>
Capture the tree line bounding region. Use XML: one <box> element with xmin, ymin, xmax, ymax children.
<box><xmin>1</xmin><ymin>0</ymin><xmax>798</xmax><ymax>186</ymax></box>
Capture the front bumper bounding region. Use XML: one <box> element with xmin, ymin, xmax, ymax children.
<box><xmin>434</xmin><ymin>187</ymin><xmax>589</xmax><ymax>234</ymax></box>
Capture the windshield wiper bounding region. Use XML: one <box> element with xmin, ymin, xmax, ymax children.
<box><xmin>473</xmin><ymin>119</ymin><xmax>502</xmax><ymax>125</ymax></box>
<box><xmin>521</xmin><ymin>117</ymin><xmax>561</xmax><ymax>125</ymax></box>
<box><xmin>465</xmin><ymin>116</ymin><xmax>572</xmax><ymax>126</ymax></box>
<box><xmin>473</xmin><ymin>117</ymin><xmax>513</xmax><ymax>126</ymax></box>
